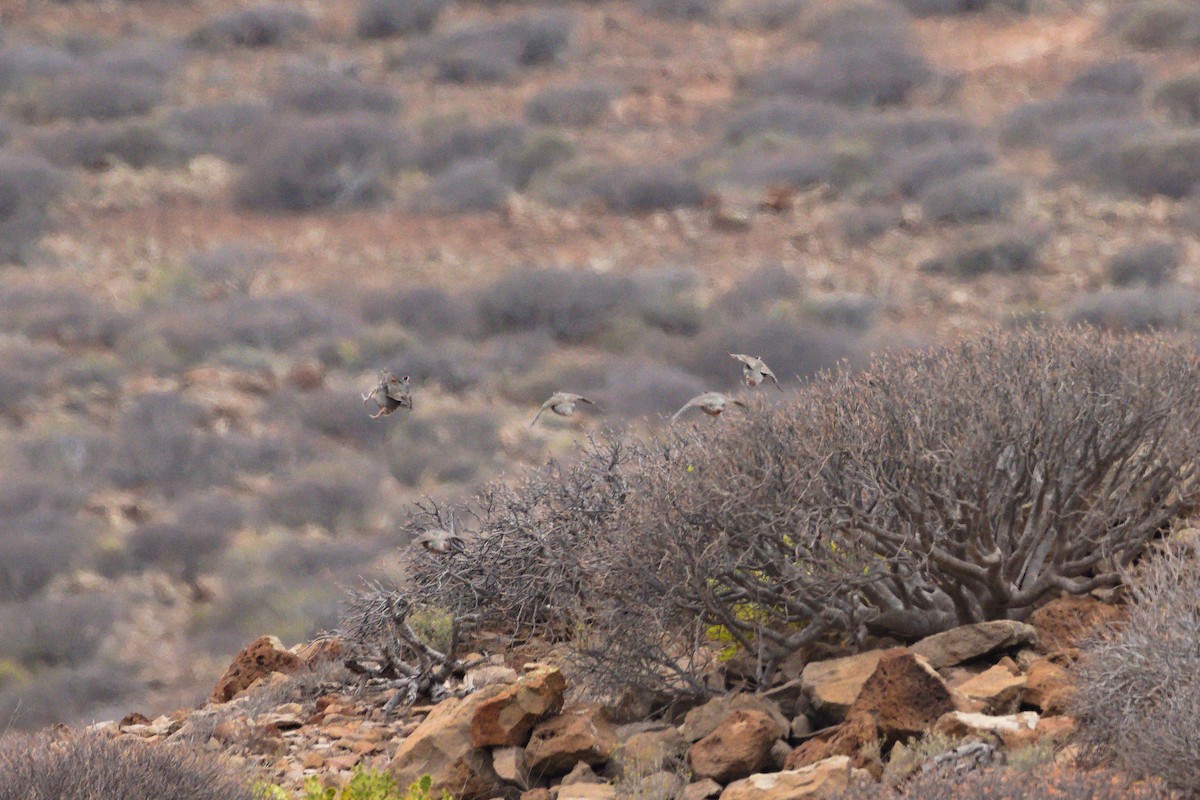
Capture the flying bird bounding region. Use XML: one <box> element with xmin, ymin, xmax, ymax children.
<box><xmin>671</xmin><ymin>391</ymin><xmax>747</xmax><ymax>423</ymax></box>
<box><xmin>530</xmin><ymin>391</ymin><xmax>595</xmax><ymax>427</ymax></box>
<box><xmin>731</xmin><ymin>353</ymin><xmax>781</xmax><ymax>390</ymax></box>
<box><xmin>362</xmin><ymin>370</ymin><xmax>412</xmax><ymax>419</ymax></box>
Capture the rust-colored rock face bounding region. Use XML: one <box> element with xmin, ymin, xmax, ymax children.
<box><xmin>470</xmin><ymin>664</ymin><xmax>567</xmax><ymax>748</ymax></box>
<box><xmin>687</xmin><ymin>709</ymin><xmax>781</xmax><ymax>783</ymax></box>
<box><xmin>210</xmin><ymin>635</ymin><xmax>302</xmax><ymax>704</ymax></box>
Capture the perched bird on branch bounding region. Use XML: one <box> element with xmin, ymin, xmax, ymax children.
<box><xmin>671</xmin><ymin>391</ymin><xmax>747</xmax><ymax>423</ymax></box>
<box><xmin>414</xmin><ymin>514</ymin><xmax>463</xmax><ymax>554</ymax></box>
<box><xmin>731</xmin><ymin>353</ymin><xmax>781</xmax><ymax>390</ymax></box>
<box><xmin>362</xmin><ymin>370</ymin><xmax>412</xmax><ymax>419</ymax></box>
<box><xmin>530</xmin><ymin>391</ymin><xmax>595</xmax><ymax>427</ymax></box>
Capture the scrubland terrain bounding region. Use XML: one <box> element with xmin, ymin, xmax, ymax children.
<box><xmin>2</xmin><ymin>0</ymin><xmax>1200</xmax><ymax>796</ymax></box>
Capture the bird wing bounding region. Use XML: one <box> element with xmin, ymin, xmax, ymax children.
<box><xmin>761</xmin><ymin>365</ymin><xmax>782</xmax><ymax>390</ymax></box>
<box><xmin>730</xmin><ymin>353</ymin><xmax>756</xmax><ymax>367</ymax></box>
<box><xmin>529</xmin><ymin>399</ymin><xmax>554</xmax><ymax>427</ymax></box>
<box><xmin>732</xmin><ymin>397</ymin><xmax>748</xmax><ymax>409</ymax></box>
<box><xmin>671</xmin><ymin>395</ymin><xmax>703</xmax><ymax>423</ymax></box>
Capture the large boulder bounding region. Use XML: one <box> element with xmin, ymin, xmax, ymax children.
<box><xmin>719</xmin><ymin>757</ymin><xmax>864</xmax><ymax>800</ymax></box>
<box><xmin>392</xmin><ymin>686</ymin><xmax>508</xmax><ymax>800</ymax></box>
<box><xmin>799</xmin><ymin>649</ymin><xmax>891</xmax><ymax>722</ymax></box>
<box><xmin>954</xmin><ymin>664</ymin><xmax>1026</xmax><ymax>715</ymax></box>
<box><xmin>211</xmin><ymin>636</ymin><xmax>301</xmax><ymax>703</ymax></box>
<box><xmin>526</xmin><ymin>706</ymin><xmax>620</xmax><ymax>779</ymax></box>
<box><xmin>472</xmin><ymin>665</ymin><xmax>567</xmax><ymax>747</ymax></box>
<box><xmin>847</xmin><ymin>650</ymin><xmax>955</xmax><ymax>740</ymax></box>
<box><xmin>1029</xmin><ymin>595</ymin><xmax>1122</xmax><ymax>656</ymax></box>
<box><xmin>688</xmin><ymin>709</ymin><xmax>782</xmax><ymax>783</ymax></box>
<box><xmin>910</xmin><ymin>621</ymin><xmax>1036</xmax><ymax>669</ymax></box>
<box><xmin>681</xmin><ymin>694</ymin><xmax>789</xmax><ymax>743</ymax></box>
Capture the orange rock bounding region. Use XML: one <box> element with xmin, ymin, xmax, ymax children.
<box><xmin>1021</xmin><ymin>659</ymin><xmax>1075</xmax><ymax>715</ymax></box>
<box><xmin>687</xmin><ymin>710</ymin><xmax>779</xmax><ymax>783</ymax></box>
<box><xmin>210</xmin><ymin>636</ymin><xmax>301</xmax><ymax>704</ymax></box>
<box><xmin>470</xmin><ymin>665</ymin><xmax>567</xmax><ymax>748</ymax></box>
<box><xmin>1029</xmin><ymin>595</ymin><xmax>1123</xmax><ymax>656</ymax></box>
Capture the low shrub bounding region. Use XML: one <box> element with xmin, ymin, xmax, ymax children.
<box><xmin>187</xmin><ymin>241</ymin><xmax>276</xmax><ymax>294</ymax></box>
<box><xmin>0</xmin><ymin>341</ymin><xmax>64</xmax><ymax>417</ymax></box>
<box><xmin>0</xmin><ymin>595</ymin><xmax>115</xmax><ymax>669</ymax></box>
<box><xmin>407</xmin><ymin>12</ymin><xmax>575</xmax><ymax>84</ymax></box>
<box><xmin>637</xmin><ymin>0</ymin><xmax>719</xmax><ymax>20</ymax></box>
<box><xmin>1067</xmin><ymin>287</ymin><xmax>1199</xmax><ymax>332</ymax></box>
<box><xmin>0</xmin><ymin>44</ymin><xmax>74</xmax><ymax>94</ymax></box>
<box><xmin>128</xmin><ymin>491</ymin><xmax>242</xmax><ymax>583</ymax></box>
<box><xmin>999</xmin><ymin>94</ymin><xmax>1140</xmax><ymax>148</ymax></box>
<box><xmin>744</xmin><ymin>44</ymin><xmax>931</xmax><ymax>107</ymax></box>
<box><xmin>265</xmin><ymin>461</ymin><xmax>378</xmax><ymax>533</ymax></box>
<box><xmin>0</xmin><ymin>151</ymin><xmax>67</xmax><ymax>264</ymax></box>
<box><xmin>1107</xmin><ymin>241</ymin><xmax>1181</xmax><ymax>287</ymax></box>
<box><xmin>838</xmin><ymin>202</ymin><xmax>903</xmax><ymax>244</ymax></box>
<box><xmin>358</xmin><ymin>285</ymin><xmax>479</xmax><ymax>335</ymax></box>
<box><xmin>412</xmin><ymin>158</ymin><xmax>512</xmax><ymax>214</ymax></box>
<box><xmin>716</xmin><ymin>263</ymin><xmax>801</xmax><ymax>316</ymax></box>
<box><xmin>723</xmin><ymin>98</ymin><xmax>849</xmax><ymax>145</ymax></box>
<box><xmin>1065</xmin><ymin>59</ymin><xmax>1146</xmax><ymax>97</ymax></box>
<box><xmin>271</xmin><ymin>68</ymin><xmax>402</xmax><ymax>116</ymax></box>
<box><xmin>586</xmin><ymin>165</ymin><xmax>706</xmax><ymax>213</ymax></box>
<box><xmin>918</xmin><ymin>169</ymin><xmax>1022</xmax><ymax>223</ymax></box>
<box><xmin>0</xmin><ymin>516</ymin><xmax>79</xmax><ymax>602</ymax></box>
<box><xmin>885</xmin><ymin>140</ymin><xmax>994</xmax><ymax>197</ymax></box>
<box><xmin>920</xmin><ymin>230</ymin><xmax>1041</xmax><ymax>277</ymax></box>
<box><xmin>1113</xmin><ymin>2</ymin><xmax>1200</xmax><ymax>50</ymax></box>
<box><xmin>1153</xmin><ymin>72</ymin><xmax>1200</xmax><ymax>124</ymax></box>
<box><xmin>386</xmin><ymin>409</ymin><xmax>501</xmax><ymax>488</ymax></box>
<box><xmin>839</xmin><ymin>765</ymin><xmax>1173</xmax><ymax>799</ymax></box>
<box><xmin>107</xmin><ymin>393</ymin><xmax>229</xmax><ymax>496</ymax></box>
<box><xmin>861</xmin><ymin>110</ymin><xmax>977</xmax><ymax>152</ymax></box>
<box><xmin>234</xmin><ymin>114</ymin><xmax>409</xmax><ymax>212</ymax></box>
<box><xmin>37</xmin><ymin>120</ymin><xmax>191</xmax><ymax>170</ymax></box>
<box><xmin>1050</xmin><ymin>118</ymin><xmax>1157</xmax><ymax>179</ymax></box>
<box><xmin>0</xmin><ymin>664</ymin><xmax>139</xmax><ymax>732</ymax></box>
<box><xmin>602</xmin><ymin>358</ymin><xmax>705</xmax><ymax>419</ymax></box>
<box><xmin>525</xmin><ymin>82</ymin><xmax>613</xmax><ymax>127</ymax></box>
<box><xmin>21</xmin><ymin>71</ymin><xmax>163</xmax><ymax>122</ymax></box>
<box><xmin>725</xmin><ymin>0</ymin><xmax>809</xmax><ymax>29</ymax></box>
<box><xmin>897</xmin><ymin>0</ymin><xmax>1028</xmax><ymax>15</ymax></box>
<box><xmin>1072</xmin><ymin>543</ymin><xmax>1200</xmax><ymax>796</ymax></box>
<box><xmin>188</xmin><ymin>4</ymin><xmax>314</xmax><ymax>50</ymax></box>
<box><xmin>1103</xmin><ymin>129</ymin><xmax>1200</xmax><ymax>198</ymax></box>
<box><xmin>356</xmin><ymin>0</ymin><xmax>448</xmax><ymax>39</ymax></box>
<box><xmin>167</xmin><ymin>101</ymin><xmax>270</xmax><ymax>161</ymax></box>
<box><xmin>297</xmin><ymin>387</ymin><xmax>388</xmax><ymax>448</ymax></box>
<box><xmin>0</xmin><ymin>729</ymin><xmax>255</xmax><ymax>798</ymax></box>
<box><xmin>476</xmin><ymin>268</ymin><xmax>634</xmax><ymax>342</ymax></box>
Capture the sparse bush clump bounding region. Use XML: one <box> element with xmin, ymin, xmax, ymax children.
<box><xmin>477</xmin><ymin>268</ymin><xmax>635</xmax><ymax>342</ymax></box>
<box><xmin>266</xmin><ymin>461</ymin><xmax>378</xmax><ymax>533</ymax></box>
<box><xmin>839</xmin><ymin>765</ymin><xmax>1173</xmax><ymax>799</ymax></box>
<box><xmin>918</xmin><ymin>169</ymin><xmax>1022</xmax><ymax>223</ymax></box>
<box><xmin>413</xmin><ymin>158</ymin><xmax>512</xmax><ymax>214</ymax></box>
<box><xmin>921</xmin><ymin>230</ymin><xmax>1041</xmax><ymax>277</ymax></box>
<box><xmin>0</xmin><ymin>730</ymin><xmax>256</xmax><ymax>798</ymax></box>
<box><xmin>1154</xmin><ymin>72</ymin><xmax>1200</xmax><ymax>124</ymax></box>
<box><xmin>1000</xmin><ymin>94</ymin><xmax>1141</xmax><ymax>148</ymax></box>
<box><xmin>188</xmin><ymin>4</ymin><xmax>314</xmax><ymax>50</ymax></box>
<box><xmin>723</xmin><ymin>99</ymin><xmax>849</xmax><ymax>145</ymax></box>
<box><xmin>0</xmin><ymin>663</ymin><xmax>139</xmax><ymax>732</ymax></box>
<box><xmin>404</xmin><ymin>12</ymin><xmax>575</xmax><ymax>83</ymax></box>
<box><xmin>885</xmin><ymin>140</ymin><xmax>994</xmax><ymax>196</ymax></box>
<box><xmin>167</xmin><ymin>101</ymin><xmax>270</xmax><ymax>160</ymax></box>
<box><xmin>725</xmin><ymin>0</ymin><xmax>809</xmax><ymax>29</ymax></box>
<box><xmin>356</xmin><ymin>0</ymin><xmax>449</xmax><ymax>39</ymax></box>
<box><xmin>897</xmin><ymin>0</ymin><xmax>1027</xmax><ymax>15</ymax></box>
<box><xmin>587</xmin><ymin>165</ymin><xmax>705</xmax><ymax>213</ymax></box>
<box><xmin>234</xmin><ymin>115</ymin><xmax>409</xmax><ymax>212</ymax></box>
<box><xmin>107</xmin><ymin>393</ymin><xmax>230</xmax><ymax>496</ymax></box>
<box><xmin>1072</xmin><ymin>543</ymin><xmax>1200</xmax><ymax>796</ymax></box>
<box><xmin>1103</xmin><ymin>129</ymin><xmax>1200</xmax><ymax>198</ymax></box>
<box><xmin>128</xmin><ymin>491</ymin><xmax>242</xmax><ymax>583</ymax></box>
<box><xmin>1107</xmin><ymin>240</ymin><xmax>1182</xmax><ymax>287</ymax></box>
<box><xmin>0</xmin><ymin>595</ymin><xmax>115</xmax><ymax>669</ymax></box>
<box><xmin>37</xmin><ymin>120</ymin><xmax>191</xmax><ymax>170</ymax></box>
<box><xmin>0</xmin><ymin>151</ymin><xmax>67</xmax><ymax>264</ymax></box>
<box><xmin>744</xmin><ymin>46</ymin><xmax>931</xmax><ymax>108</ymax></box>
<box><xmin>1066</xmin><ymin>59</ymin><xmax>1146</xmax><ymax>98</ymax></box>
<box><xmin>21</xmin><ymin>71</ymin><xmax>163</xmax><ymax>122</ymax></box>
<box><xmin>637</xmin><ymin>0</ymin><xmax>719</xmax><ymax>20</ymax></box>
<box><xmin>839</xmin><ymin>202</ymin><xmax>903</xmax><ymax>244</ymax></box>
<box><xmin>525</xmin><ymin>82</ymin><xmax>613</xmax><ymax>127</ymax></box>
<box><xmin>1112</xmin><ymin>1</ymin><xmax>1200</xmax><ymax>50</ymax></box>
<box><xmin>1067</xmin><ymin>287</ymin><xmax>1199</xmax><ymax>332</ymax></box>
<box><xmin>271</xmin><ymin>68</ymin><xmax>402</xmax><ymax>116</ymax></box>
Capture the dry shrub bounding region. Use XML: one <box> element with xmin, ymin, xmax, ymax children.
<box><xmin>0</xmin><ymin>664</ymin><xmax>139</xmax><ymax>732</ymax></box>
<box><xmin>188</xmin><ymin>4</ymin><xmax>313</xmax><ymax>49</ymax></box>
<box><xmin>0</xmin><ymin>730</ymin><xmax>255</xmax><ymax>799</ymax></box>
<box><xmin>383</xmin><ymin>329</ymin><xmax>1200</xmax><ymax>701</ymax></box>
<box><xmin>1072</xmin><ymin>543</ymin><xmax>1200</xmax><ymax>796</ymax></box>
<box><xmin>920</xmin><ymin>230</ymin><xmax>1042</xmax><ymax>277</ymax></box>
<box><xmin>1067</xmin><ymin>288</ymin><xmax>1200</xmax><ymax>332</ymax></box>
<box><xmin>1112</xmin><ymin>1</ymin><xmax>1200</xmax><ymax>50</ymax></box>
<box><xmin>1066</xmin><ymin>59</ymin><xmax>1146</xmax><ymax>98</ymax></box>
<box><xmin>271</xmin><ymin>67</ymin><xmax>402</xmax><ymax>116</ymax></box>
<box><xmin>37</xmin><ymin>120</ymin><xmax>191</xmax><ymax>170</ymax></box>
<box><xmin>918</xmin><ymin>169</ymin><xmax>1022</xmax><ymax>223</ymax></box>
<box><xmin>1102</xmin><ymin>130</ymin><xmax>1200</xmax><ymax>198</ymax></box>
<box><xmin>234</xmin><ymin>114</ymin><xmax>409</xmax><ymax>212</ymax></box>
<box><xmin>525</xmin><ymin>82</ymin><xmax>613</xmax><ymax>127</ymax></box>
<box><xmin>1107</xmin><ymin>241</ymin><xmax>1181</xmax><ymax>287</ymax></box>
<box><xmin>0</xmin><ymin>151</ymin><xmax>67</xmax><ymax>264</ymax></box>
<box><xmin>839</xmin><ymin>765</ymin><xmax>1174</xmax><ymax>799</ymax></box>
<box><xmin>356</xmin><ymin>0</ymin><xmax>448</xmax><ymax>39</ymax></box>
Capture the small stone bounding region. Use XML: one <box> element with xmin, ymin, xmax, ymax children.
<box><xmin>493</xmin><ymin>746</ymin><xmax>529</xmax><ymax>786</ymax></box>
<box><xmin>719</xmin><ymin>756</ymin><xmax>857</xmax><ymax>800</ymax></box>
<box><xmin>302</xmin><ymin>752</ymin><xmax>326</xmax><ymax>769</ymax></box>
<box><xmin>327</xmin><ymin>753</ymin><xmax>362</xmax><ymax>771</ymax></box>
<box><xmin>954</xmin><ymin>665</ymin><xmax>1027</xmax><ymax>715</ymax></box>
<box><xmin>526</xmin><ymin>706</ymin><xmax>619</xmax><ymax>778</ymax></box>
<box><xmin>688</xmin><ymin>710</ymin><xmax>779</xmax><ymax>783</ymax></box>
<box><xmin>562</xmin><ymin>762</ymin><xmax>604</xmax><ymax>785</ymax></box>
<box><xmin>1021</xmin><ymin>659</ymin><xmax>1073</xmax><ymax>714</ymax></box>
<box><xmin>556</xmin><ymin>785</ymin><xmax>616</xmax><ymax>800</ymax></box>
<box><xmin>683</xmin><ymin>779</ymin><xmax>723</xmax><ymax>800</ymax></box>
<box><xmin>933</xmin><ymin>710</ymin><xmax>1040</xmax><ymax>747</ymax></box>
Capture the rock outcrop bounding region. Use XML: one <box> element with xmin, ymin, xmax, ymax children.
<box><xmin>210</xmin><ymin>635</ymin><xmax>302</xmax><ymax>703</ymax></box>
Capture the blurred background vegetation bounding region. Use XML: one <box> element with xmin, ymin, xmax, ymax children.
<box><xmin>0</xmin><ymin>0</ymin><xmax>1197</xmax><ymax>729</ymax></box>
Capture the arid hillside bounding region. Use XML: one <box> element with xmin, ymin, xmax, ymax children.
<box><xmin>0</xmin><ymin>0</ymin><xmax>1199</xmax><ymax>735</ymax></box>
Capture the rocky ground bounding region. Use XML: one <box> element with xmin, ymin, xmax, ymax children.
<box><xmin>88</xmin><ymin>590</ymin><xmax>1123</xmax><ymax>797</ymax></box>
